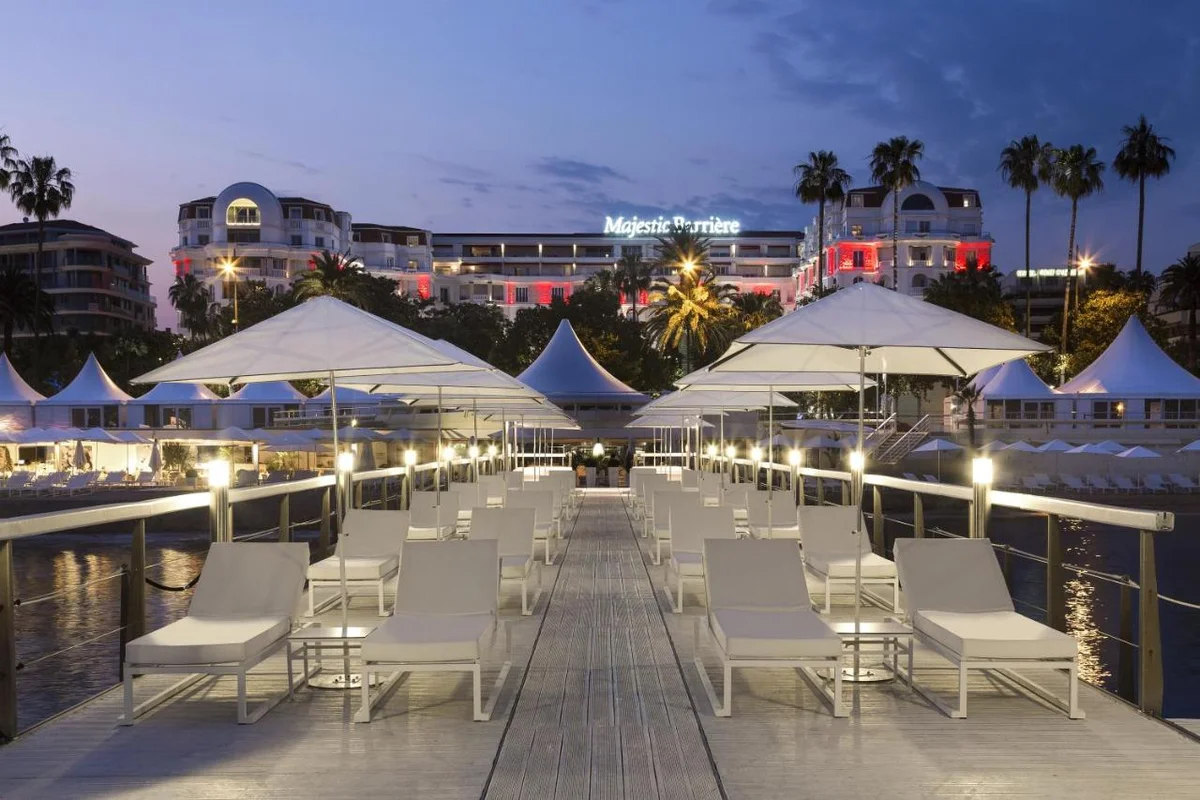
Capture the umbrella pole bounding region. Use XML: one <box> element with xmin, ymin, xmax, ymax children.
<box><xmin>330</xmin><ymin>371</ymin><xmax>351</xmax><ymax>660</ymax></box>
<box><xmin>502</xmin><ymin>410</ymin><xmax>507</xmax><ymax>473</ymax></box>
<box><xmin>768</xmin><ymin>384</ymin><xmax>774</xmax><ymax>539</ymax></box>
<box><xmin>720</xmin><ymin>411</ymin><xmax>725</xmax><ymax>487</ymax></box>
<box><xmin>853</xmin><ymin>347</ymin><xmax>865</xmax><ymax>681</ymax></box>
<box><xmin>473</xmin><ymin>399</ymin><xmax>478</xmax><ymax>482</ymax></box>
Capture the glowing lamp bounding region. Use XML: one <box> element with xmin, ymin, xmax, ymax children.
<box><xmin>404</xmin><ymin>449</ymin><xmax>417</xmax><ymax>467</ymax></box>
<box><xmin>972</xmin><ymin>457</ymin><xmax>994</xmax><ymax>486</ymax></box>
<box><xmin>750</xmin><ymin>446</ymin><xmax>763</xmax><ymax>462</ymax></box>
<box><xmin>468</xmin><ymin>445</ymin><xmax>480</xmax><ymax>459</ymax></box>
<box><xmin>706</xmin><ymin>444</ymin><xmax>717</xmax><ymax>458</ymax></box>
<box><xmin>849</xmin><ymin>450</ymin><xmax>865</xmax><ymax>472</ymax></box>
<box><xmin>592</xmin><ymin>442</ymin><xmax>604</xmax><ymax>457</ymax></box>
<box><xmin>206</xmin><ymin>459</ymin><xmax>231</xmax><ymax>488</ymax></box>
<box><xmin>350</xmin><ymin>418</ymin><xmax>358</xmax><ymax>427</ymax></box>
<box><xmin>788</xmin><ymin>449</ymin><xmax>802</xmax><ymax>466</ymax></box>
<box><xmin>337</xmin><ymin>451</ymin><xmax>355</xmax><ymax>473</ymax></box>
<box><xmin>724</xmin><ymin>445</ymin><xmax>737</xmax><ymax>459</ymax></box>
<box><xmin>487</xmin><ymin>444</ymin><xmax>497</xmax><ymax>457</ymax></box>
<box><xmin>442</xmin><ymin>445</ymin><xmax>456</xmax><ymax>463</ymax></box>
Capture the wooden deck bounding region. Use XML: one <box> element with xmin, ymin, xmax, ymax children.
<box><xmin>0</xmin><ymin>491</ymin><xmax>1197</xmax><ymax>798</ymax></box>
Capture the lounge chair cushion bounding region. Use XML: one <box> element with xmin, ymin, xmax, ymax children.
<box><xmin>805</xmin><ymin>551</ymin><xmax>897</xmax><ymax>579</ymax></box>
<box><xmin>894</xmin><ymin>539</ymin><xmax>1015</xmax><ymax>615</ymax></box>
<box><xmin>126</xmin><ymin>616</ymin><xmax>290</xmax><ymax>666</ymax></box>
<box><xmin>500</xmin><ymin>554</ymin><xmax>533</xmax><ymax>578</ymax></box>
<box><xmin>914</xmin><ymin>610</ymin><xmax>1077</xmax><ymax>660</ymax></box>
<box><xmin>307</xmin><ymin>555</ymin><xmax>398</xmax><ymax>581</ymax></box>
<box><xmin>750</xmin><ymin>522</ymin><xmax>801</xmax><ymax>539</ymax></box>
<box><xmin>362</xmin><ymin>612</ymin><xmax>493</xmax><ymax>663</ymax></box>
<box><xmin>670</xmin><ymin>551</ymin><xmax>704</xmax><ymax>576</ymax></box>
<box><xmin>710</xmin><ymin>608</ymin><xmax>841</xmax><ymax>659</ymax></box>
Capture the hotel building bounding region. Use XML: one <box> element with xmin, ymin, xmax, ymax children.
<box><xmin>797</xmin><ymin>180</ymin><xmax>992</xmax><ymax>297</ymax></box>
<box><xmin>172</xmin><ymin>183</ymin><xmax>801</xmax><ymax>320</ymax></box>
<box><xmin>0</xmin><ymin>220</ymin><xmax>156</xmax><ymax>336</ymax></box>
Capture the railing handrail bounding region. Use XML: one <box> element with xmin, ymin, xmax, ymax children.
<box><xmin>877</xmin><ymin>414</ymin><xmax>931</xmax><ymax>462</ymax></box>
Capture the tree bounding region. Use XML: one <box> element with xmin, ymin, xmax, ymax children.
<box><xmin>1114</xmin><ymin>115</ymin><xmax>1175</xmax><ymax>276</ymax></box>
<box><xmin>954</xmin><ymin>384</ymin><xmax>981</xmax><ymax>453</ymax></box>
<box><xmin>922</xmin><ymin>261</ymin><xmax>1017</xmax><ymax>331</ymax></box>
<box><xmin>1049</xmin><ymin>144</ymin><xmax>1105</xmax><ymax>354</ymax></box>
<box><xmin>0</xmin><ymin>132</ymin><xmax>15</xmax><ymax>190</ymax></box>
<box><xmin>998</xmin><ymin>135</ymin><xmax>1053</xmax><ymax>336</ymax></box>
<box><xmin>168</xmin><ymin>273</ymin><xmax>213</xmax><ymax>339</ymax></box>
<box><xmin>420</xmin><ymin>302</ymin><xmax>511</xmax><ymax>363</ymax></box>
<box><xmin>291</xmin><ymin>249</ymin><xmax>371</xmax><ymax>306</ymax></box>
<box><xmin>613</xmin><ymin>253</ymin><xmax>653</xmax><ymax>322</ymax></box>
<box><xmin>1159</xmin><ymin>254</ymin><xmax>1200</xmax><ymax>371</ymax></box>
<box><xmin>645</xmin><ymin>265</ymin><xmax>736</xmax><ymax>374</ymax></box>
<box><xmin>1068</xmin><ymin>288</ymin><xmax>1164</xmax><ymax>377</ymax></box>
<box><xmin>728</xmin><ymin>290</ymin><xmax>783</xmax><ymax>333</ymax></box>
<box><xmin>583</xmin><ymin>268</ymin><xmax>620</xmax><ymax>298</ymax></box>
<box><xmin>794</xmin><ymin>151</ymin><xmax>851</xmax><ymax>285</ymax></box>
<box><xmin>869</xmin><ymin>136</ymin><xmax>924</xmax><ymax>290</ymax></box>
<box><xmin>0</xmin><ymin>264</ymin><xmax>53</xmax><ymax>354</ymax></box>
<box><xmin>7</xmin><ymin>156</ymin><xmax>75</xmax><ymax>338</ymax></box>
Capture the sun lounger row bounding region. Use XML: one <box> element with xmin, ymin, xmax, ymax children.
<box><xmin>1019</xmin><ymin>472</ymin><xmax>1196</xmax><ymax>493</ymax></box>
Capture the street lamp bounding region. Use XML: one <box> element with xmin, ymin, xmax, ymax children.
<box><xmin>219</xmin><ymin>255</ymin><xmax>240</xmax><ymax>331</ymax></box>
<box><xmin>971</xmin><ymin>457</ymin><xmax>994</xmax><ymax>538</ymax></box>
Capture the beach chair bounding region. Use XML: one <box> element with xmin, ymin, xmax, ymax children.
<box><xmin>1020</xmin><ymin>476</ymin><xmax>1044</xmax><ymax>493</ymax></box>
<box><xmin>408</xmin><ymin>491</ymin><xmax>459</xmax><ymax>539</ymax></box>
<box><xmin>307</xmin><ymin>509</ymin><xmax>408</xmax><ymax>616</ymax></box>
<box><xmin>1085</xmin><ymin>474</ymin><xmax>1113</xmax><ymax>492</ymax></box>
<box><xmin>650</xmin><ymin>489</ymin><xmax>702</xmax><ymax>565</ymax></box>
<box><xmin>721</xmin><ymin>485</ymin><xmax>750</xmax><ymax>530</ymax></box>
<box><xmin>698</xmin><ymin>472</ymin><xmax>723</xmax><ymax>506</ymax></box>
<box><xmin>471</xmin><ymin>506</ymin><xmax>540</xmax><ymax>615</ymax></box>
<box><xmin>1059</xmin><ymin>474</ymin><xmax>1090</xmax><ymax>492</ymax></box>
<box><xmin>696</xmin><ymin>539</ymin><xmax>845</xmax><ymax>717</ymax></box>
<box><xmin>680</xmin><ymin>469</ymin><xmax>700</xmax><ymax>491</ymax></box>
<box><xmin>25</xmin><ymin>471</ymin><xmax>65</xmax><ymax>495</ymax></box>
<box><xmin>797</xmin><ymin>505</ymin><xmax>898</xmax><ymax>613</ymax></box>
<box><xmin>98</xmin><ymin>470</ymin><xmax>127</xmax><ymax>488</ymax></box>
<box><xmin>902</xmin><ymin>472</ymin><xmax>920</xmax><ymax>482</ymax></box>
<box><xmin>635</xmin><ymin>473</ymin><xmax>669</xmax><ymax>520</ymax></box>
<box><xmin>894</xmin><ymin>538</ymin><xmax>1082</xmax><ymax>719</ymax></box>
<box><xmin>666</xmin><ymin>505</ymin><xmax>736</xmax><ymax>613</ymax></box>
<box><xmin>505</xmin><ymin>488</ymin><xmax>557</xmax><ymax>564</ymax></box>
<box><xmin>1141</xmin><ymin>473</ymin><xmax>1169</xmax><ymax>493</ymax></box>
<box><xmin>2</xmin><ymin>472</ymin><xmax>30</xmax><ymax>495</ymax></box>
<box><xmin>355</xmin><ymin>540</ymin><xmax>510</xmax><ymax>722</ymax></box>
<box><xmin>923</xmin><ymin>474</ymin><xmax>939</xmax><ymax>483</ymax></box>
<box><xmin>1168</xmin><ymin>473</ymin><xmax>1197</xmax><ymax>492</ymax></box>
<box><xmin>448</xmin><ymin>482</ymin><xmax>483</xmax><ymax>533</ymax></box>
<box><xmin>1033</xmin><ymin>473</ymin><xmax>1056</xmax><ymax>489</ymax></box>
<box><xmin>1111</xmin><ymin>475</ymin><xmax>1138</xmax><ymax>493</ymax></box>
<box><xmin>122</xmin><ymin>541</ymin><xmax>309</xmax><ymax>725</ymax></box>
<box><xmin>643</xmin><ymin>484</ymin><xmax>682</xmax><ymax>541</ymax></box>
<box><xmin>746</xmin><ymin>490</ymin><xmax>800</xmax><ymax>539</ymax></box>
<box><xmin>135</xmin><ymin>471</ymin><xmax>156</xmax><ymax>487</ymax></box>
<box><xmin>56</xmin><ymin>472</ymin><xmax>96</xmax><ymax>495</ymax></box>
<box><xmin>478</xmin><ymin>475</ymin><xmax>507</xmax><ymax>507</ymax></box>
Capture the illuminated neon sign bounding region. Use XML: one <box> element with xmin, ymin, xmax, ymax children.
<box><xmin>603</xmin><ymin>215</ymin><xmax>742</xmax><ymax>238</ymax></box>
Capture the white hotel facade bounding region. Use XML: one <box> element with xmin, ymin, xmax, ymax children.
<box><xmin>171</xmin><ymin>183</ymin><xmax>801</xmax><ymax>319</ymax></box>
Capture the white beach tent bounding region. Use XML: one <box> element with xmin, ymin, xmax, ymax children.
<box><xmin>975</xmin><ymin>358</ymin><xmax>1061</xmax><ymax>422</ymax></box>
<box><xmin>1038</xmin><ymin>439</ymin><xmax>1074</xmax><ymax>452</ymax></box>
<box><xmin>517</xmin><ymin>319</ymin><xmax>649</xmax><ymax>407</ymax></box>
<box><xmin>128</xmin><ymin>379</ymin><xmax>220</xmax><ymax>429</ymax></box>
<box><xmin>218</xmin><ymin>380</ymin><xmax>306</xmax><ymax>429</ymax></box>
<box><xmin>1178</xmin><ymin>440</ymin><xmax>1200</xmax><ymax>453</ymax></box>
<box><xmin>0</xmin><ymin>353</ymin><xmax>44</xmax><ymax>430</ymax></box>
<box><xmin>1004</xmin><ymin>440</ymin><xmax>1041</xmax><ymax>452</ymax></box>
<box><xmin>1115</xmin><ymin>446</ymin><xmax>1160</xmax><ymax>459</ymax></box>
<box><xmin>37</xmin><ymin>353</ymin><xmax>132</xmax><ymax>428</ymax></box>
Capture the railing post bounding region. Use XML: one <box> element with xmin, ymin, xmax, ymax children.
<box><xmin>912</xmin><ymin>492</ymin><xmax>925</xmax><ymax>538</ymax></box>
<box><xmin>318</xmin><ymin>486</ymin><xmax>332</xmax><ymax>557</ymax></box>
<box><xmin>354</xmin><ymin>480</ymin><xmax>363</xmax><ymax>510</ymax></box>
<box><xmin>1046</xmin><ymin>514</ymin><xmax>1066</xmax><ymax>632</ymax></box>
<box><xmin>129</xmin><ymin>519</ymin><xmax>146</xmax><ymax>642</ymax></box>
<box><xmin>1001</xmin><ymin>544</ymin><xmax>1012</xmax><ymax>591</ymax></box>
<box><xmin>841</xmin><ymin>480</ymin><xmax>850</xmax><ymax>506</ymax></box>
<box><xmin>1138</xmin><ymin>530</ymin><xmax>1164</xmax><ymax>716</ymax></box>
<box><xmin>816</xmin><ymin>477</ymin><xmax>825</xmax><ymax>505</ymax></box>
<box><xmin>118</xmin><ymin>565</ymin><xmax>130</xmax><ymax>680</ymax></box>
<box><xmin>381</xmin><ymin>477</ymin><xmax>390</xmax><ymax>510</ymax></box>
<box><xmin>208</xmin><ymin>463</ymin><xmax>232</xmax><ymax>543</ymax></box>
<box><xmin>872</xmin><ymin>485</ymin><xmax>885</xmax><ymax>556</ymax></box>
<box><xmin>0</xmin><ymin>539</ymin><xmax>17</xmax><ymax>742</ymax></box>
<box><xmin>278</xmin><ymin>494</ymin><xmax>291</xmax><ymax>542</ymax></box>
<box><xmin>1118</xmin><ymin>578</ymin><xmax>1136</xmax><ymax>703</ymax></box>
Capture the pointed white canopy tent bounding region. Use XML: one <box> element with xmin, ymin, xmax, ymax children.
<box><xmin>1004</xmin><ymin>440</ymin><xmax>1041</xmax><ymax>452</ymax></box>
<box><xmin>518</xmin><ymin>319</ymin><xmax>649</xmax><ymax>407</ymax></box>
<box><xmin>129</xmin><ymin>379</ymin><xmax>220</xmax><ymax>429</ymax></box>
<box><xmin>0</xmin><ymin>353</ymin><xmax>44</xmax><ymax>430</ymax></box>
<box><xmin>1116</xmin><ymin>445</ymin><xmax>1160</xmax><ymax>459</ymax></box>
<box><xmin>1059</xmin><ymin>316</ymin><xmax>1200</xmax><ymax>422</ymax></box>
<box><xmin>1177</xmin><ymin>439</ymin><xmax>1200</xmax><ymax>453</ymax></box>
<box><xmin>38</xmin><ymin>353</ymin><xmax>132</xmax><ymax>429</ymax></box>
<box><xmin>1037</xmin><ymin>439</ymin><xmax>1075</xmax><ymax>452</ymax></box>
<box><xmin>704</xmin><ymin>282</ymin><xmax>1048</xmax><ymax>677</ymax></box>
<box><xmin>133</xmin><ymin>296</ymin><xmax>486</xmax><ymax>646</ymax></box>
<box><xmin>219</xmin><ymin>380</ymin><xmax>307</xmax><ymax>430</ymax></box>
<box><xmin>976</xmin><ymin>358</ymin><xmax>1061</xmax><ymax>424</ymax></box>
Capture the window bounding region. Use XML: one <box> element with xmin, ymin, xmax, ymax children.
<box><xmin>621</xmin><ymin>244</ymin><xmax>643</xmax><ymax>257</ymax></box>
<box><xmin>197</xmin><ymin>206</ymin><xmax>211</xmax><ymax>219</ymax></box>
<box><xmin>381</xmin><ymin>233</ymin><xmax>391</xmax><ymax>243</ymax></box>
<box><xmin>290</xmin><ymin>235</ymin><xmax>303</xmax><ymax>247</ymax></box>
<box><xmin>459</xmin><ymin>285</ymin><xmax>470</xmax><ymax>301</ymax></box>
<box><xmin>515</xmin><ymin>287</ymin><xmax>529</xmax><ymax>303</ymax></box>
<box><xmin>908</xmin><ymin>245</ymin><xmax>931</xmax><ymax>263</ymax></box>
<box><xmin>227</xmin><ymin>229</ymin><xmax>260</xmax><ymax>244</ymax></box>
<box><xmin>1093</xmin><ymin>400</ymin><xmax>1126</xmax><ymax>427</ymax></box>
<box><xmin>944</xmin><ymin>247</ymin><xmax>957</xmax><ymax>265</ymax></box>
<box><xmin>198</xmin><ymin>235</ymin><xmax>209</xmax><ymax>246</ymax></box>
<box><xmin>407</xmin><ymin>235</ymin><xmax>419</xmax><ymax>247</ymax></box>
<box><xmin>385</xmin><ymin>256</ymin><xmax>395</xmax><ymax>268</ymax></box>
<box><xmin>314</xmin><ymin>209</ymin><xmax>325</xmax><ymax>222</ymax></box>
<box><xmin>226</xmin><ymin>199</ymin><xmax>260</xmax><ymax>225</ymax></box>
<box><xmin>289</xmin><ymin>207</ymin><xmax>302</xmax><ymax>219</ymax></box>
<box><xmin>492</xmin><ymin>284</ymin><xmax>505</xmax><ymax>301</ymax></box>
<box><xmin>407</xmin><ymin>260</ymin><xmax>418</xmax><ymax>271</ymax></box>
<box><xmin>963</xmin><ymin>194</ymin><xmax>975</xmax><ymax>208</ymax></box>
<box><xmin>849</xmin><ymin>224</ymin><xmax>863</xmax><ymax>237</ymax></box>
<box><xmin>901</xmin><ymin>194</ymin><xmax>935</xmax><ymax>211</ymax></box>
<box><xmin>963</xmin><ymin>223</ymin><xmax>979</xmax><ymax>235</ymax></box>
<box><xmin>911</xmin><ymin>273</ymin><xmax>928</xmax><ymax>289</ymax></box>
<box><xmin>551</xmin><ymin>286</ymin><xmax>565</xmax><ymax>301</ymax></box>
<box><xmin>352</xmin><ymin>232</ymin><xmax>361</xmax><ymax>242</ymax></box>
<box><xmin>918</xmin><ymin>220</ymin><xmax>931</xmax><ymax>233</ymax></box>
<box><xmin>439</xmin><ymin>287</ymin><xmax>450</xmax><ymax>304</ymax></box>
<box><xmin>180</xmin><ymin>236</ymin><xmax>188</xmax><ymax>247</ymax></box>
<box><xmin>850</xmin><ymin>194</ymin><xmax>864</xmax><ymax>207</ymax></box>
<box><xmin>965</xmin><ymin>251</ymin><xmax>979</xmax><ymax>269</ymax></box>
<box><xmin>852</xmin><ymin>250</ymin><xmax>865</xmax><ymax>269</ymax></box>
<box><xmin>315</xmin><ymin>236</ymin><xmax>325</xmax><ymax>248</ymax></box>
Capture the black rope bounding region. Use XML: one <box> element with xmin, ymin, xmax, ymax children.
<box><xmin>145</xmin><ymin>574</ymin><xmax>201</xmax><ymax>592</ymax></box>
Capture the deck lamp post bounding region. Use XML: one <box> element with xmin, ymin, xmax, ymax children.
<box><xmin>706</xmin><ymin>443</ymin><xmax>717</xmax><ymax>472</ymax></box>
<box><xmin>218</xmin><ymin>256</ymin><xmax>240</xmax><ymax>332</ymax></box>
<box><xmin>468</xmin><ymin>444</ymin><xmax>480</xmax><ymax>482</ymax></box>
<box><xmin>971</xmin><ymin>457</ymin><xmax>993</xmax><ymax>538</ymax></box>
<box><xmin>403</xmin><ymin>449</ymin><xmax>417</xmax><ymax>508</ymax></box>
<box><xmin>206</xmin><ymin>459</ymin><xmax>231</xmax><ymax>543</ymax></box>
<box><xmin>788</xmin><ymin>448</ymin><xmax>802</xmax><ymax>503</ymax></box>
<box><xmin>337</xmin><ymin>451</ymin><xmax>355</xmax><ymax>516</ymax></box>
<box><xmin>751</xmin><ymin>446</ymin><xmax>763</xmax><ymax>490</ymax></box>
<box><xmin>725</xmin><ymin>444</ymin><xmax>737</xmax><ymax>483</ymax></box>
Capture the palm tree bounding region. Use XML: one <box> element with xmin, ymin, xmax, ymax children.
<box><xmin>1159</xmin><ymin>254</ymin><xmax>1200</xmax><ymax>371</ymax></box>
<box><xmin>614</xmin><ymin>252</ymin><xmax>653</xmax><ymax>321</ymax></box>
<box><xmin>729</xmin><ymin>290</ymin><xmax>784</xmax><ymax>333</ymax></box>
<box><xmin>999</xmin><ymin>135</ymin><xmax>1053</xmax><ymax>336</ymax></box>
<box><xmin>645</xmin><ymin>265</ymin><xmax>736</xmax><ymax>373</ymax></box>
<box><xmin>7</xmin><ymin>156</ymin><xmax>75</xmax><ymax>337</ymax></box>
<box><xmin>168</xmin><ymin>273</ymin><xmax>213</xmax><ymax>339</ymax></box>
<box><xmin>869</xmin><ymin>136</ymin><xmax>924</xmax><ymax>290</ymax></box>
<box><xmin>954</xmin><ymin>384</ymin><xmax>982</xmax><ymax>454</ymax></box>
<box><xmin>1049</xmin><ymin>145</ymin><xmax>1106</xmax><ymax>354</ymax></box>
<box><xmin>794</xmin><ymin>151</ymin><xmax>851</xmax><ymax>285</ymax></box>
<box><xmin>291</xmin><ymin>249</ymin><xmax>371</xmax><ymax>307</ymax></box>
<box><xmin>1114</xmin><ymin>115</ymin><xmax>1175</xmax><ymax>276</ymax></box>
<box><xmin>0</xmin><ymin>264</ymin><xmax>54</xmax><ymax>354</ymax></box>
<box><xmin>0</xmin><ymin>133</ymin><xmax>16</xmax><ymax>190</ymax></box>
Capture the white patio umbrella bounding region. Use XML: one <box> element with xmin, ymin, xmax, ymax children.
<box><xmin>72</xmin><ymin>439</ymin><xmax>87</xmax><ymax>471</ymax></box>
<box><xmin>1177</xmin><ymin>439</ymin><xmax>1200</xmax><ymax>453</ymax></box>
<box><xmin>1115</xmin><ymin>445</ymin><xmax>1160</xmax><ymax>459</ymax></box>
<box><xmin>911</xmin><ymin>437</ymin><xmax>964</xmax><ymax>480</ymax></box>
<box><xmin>148</xmin><ymin>440</ymin><xmax>163</xmax><ymax>474</ymax></box>
<box><xmin>1093</xmin><ymin>440</ymin><xmax>1127</xmax><ymax>454</ymax></box>
<box><xmin>1004</xmin><ymin>440</ymin><xmax>1041</xmax><ymax>452</ymax></box>
<box><xmin>703</xmin><ymin>282</ymin><xmax>1048</xmax><ymax>680</ymax></box>
<box><xmin>1066</xmin><ymin>443</ymin><xmax>1111</xmax><ymax>455</ymax></box>
<box><xmin>1037</xmin><ymin>439</ymin><xmax>1074</xmax><ymax>452</ymax></box>
<box><xmin>132</xmin><ymin>296</ymin><xmax>485</xmax><ymax>679</ymax></box>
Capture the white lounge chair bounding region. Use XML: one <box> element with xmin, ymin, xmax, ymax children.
<box><xmin>408</xmin><ymin>491</ymin><xmax>459</xmax><ymax>539</ymax></box>
<box><xmin>1085</xmin><ymin>474</ymin><xmax>1112</xmax><ymax>492</ymax></box>
<box><xmin>902</xmin><ymin>472</ymin><xmax>920</xmax><ymax>482</ymax></box>
<box><xmin>666</xmin><ymin>505</ymin><xmax>736</xmax><ymax>613</ymax></box>
<box><xmin>1059</xmin><ymin>474</ymin><xmax>1090</xmax><ymax>492</ymax></box>
<box><xmin>650</xmin><ymin>489</ymin><xmax>701</xmax><ymax>565</ymax></box>
<box><xmin>478</xmin><ymin>475</ymin><xmax>507</xmax><ymax>507</ymax></box>
<box><xmin>698</xmin><ymin>472</ymin><xmax>723</xmax><ymax>506</ymax></box>
<box><xmin>2</xmin><ymin>472</ymin><xmax>30</xmax><ymax>495</ymax></box>
<box><xmin>1144</xmin><ymin>473</ymin><xmax>1172</xmax><ymax>493</ymax></box>
<box><xmin>746</xmin><ymin>490</ymin><xmax>800</xmax><ymax>539</ymax></box>
<box><xmin>122</xmin><ymin>542</ymin><xmax>309</xmax><ymax>725</ymax></box>
<box><xmin>24</xmin><ymin>471</ymin><xmax>64</xmax><ymax>495</ymax></box>
<box><xmin>696</xmin><ymin>539</ymin><xmax>845</xmax><ymax>717</ymax></box>
<box><xmin>56</xmin><ymin>472</ymin><xmax>96</xmax><ymax>495</ymax></box>
<box><xmin>894</xmin><ymin>537</ymin><xmax>1083</xmax><ymax>719</ymax></box>
<box><xmin>922</xmin><ymin>474</ymin><xmax>939</xmax><ymax>483</ymax></box>
<box><xmin>135</xmin><ymin>471</ymin><xmax>156</xmax><ymax>487</ymax></box>
<box><xmin>355</xmin><ymin>539</ymin><xmax>510</xmax><ymax>722</ymax></box>
<box><xmin>307</xmin><ymin>509</ymin><xmax>408</xmax><ymax>616</ymax></box>
<box><xmin>1168</xmin><ymin>473</ymin><xmax>1197</xmax><ymax>492</ymax></box>
<box><xmin>447</xmin><ymin>482</ymin><xmax>483</xmax><ymax>532</ymax></box>
<box><xmin>798</xmin><ymin>505</ymin><xmax>898</xmax><ymax>613</ymax></box>
<box><xmin>1111</xmin><ymin>475</ymin><xmax>1138</xmax><ymax>493</ymax></box>
<box><xmin>1020</xmin><ymin>476</ymin><xmax>1044</xmax><ymax>493</ymax></box>
<box><xmin>98</xmin><ymin>470</ymin><xmax>127</xmax><ymax>488</ymax></box>
<box><xmin>643</xmin><ymin>485</ymin><xmax>681</xmax><ymax>541</ymax></box>
<box><xmin>505</xmin><ymin>488</ymin><xmax>557</xmax><ymax>564</ymax></box>
<box><xmin>471</xmin><ymin>506</ymin><xmax>540</xmax><ymax>615</ymax></box>
<box><xmin>1033</xmin><ymin>473</ymin><xmax>1056</xmax><ymax>489</ymax></box>
<box><xmin>635</xmin><ymin>473</ymin><xmax>669</xmax><ymax>521</ymax></box>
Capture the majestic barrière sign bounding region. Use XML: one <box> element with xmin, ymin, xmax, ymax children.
<box><xmin>603</xmin><ymin>215</ymin><xmax>741</xmax><ymax>238</ymax></box>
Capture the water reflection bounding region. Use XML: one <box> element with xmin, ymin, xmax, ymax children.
<box><xmin>1061</xmin><ymin>518</ymin><xmax>1111</xmax><ymax>685</ymax></box>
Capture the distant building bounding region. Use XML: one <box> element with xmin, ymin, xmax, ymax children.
<box><xmin>798</xmin><ymin>180</ymin><xmax>992</xmax><ymax>298</ymax></box>
<box><xmin>0</xmin><ymin>220</ymin><xmax>156</xmax><ymax>336</ymax></box>
<box><xmin>1001</xmin><ymin>268</ymin><xmax>1076</xmax><ymax>339</ymax></box>
<box><xmin>1152</xmin><ymin>242</ymin><xmax>1200</xmax><ymax>347</ymax></box>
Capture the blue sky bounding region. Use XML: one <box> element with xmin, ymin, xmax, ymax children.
<box><xmin>3</xmin><ymin>0</ymin><xmax>1199</xmax><ymax>327</ymax></box>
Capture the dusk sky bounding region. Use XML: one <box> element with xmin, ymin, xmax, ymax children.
<box><xmin>4</xmin><ymin>1</ymin><xmax>1199</xmax><ymax>327</ymax></box>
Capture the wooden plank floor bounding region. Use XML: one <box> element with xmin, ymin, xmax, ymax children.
<box><xmin>0</xmin><ymin>490</ymin><xmax>1197</xmax><ymax>799</ymax></box>
<box><xmin>483</xmin><ymin>492</ymin><xmax>722</xmax><ymax>799</ymax></box>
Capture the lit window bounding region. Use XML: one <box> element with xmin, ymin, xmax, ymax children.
<box><xmin>850</xmin><ymin>194</ymin><xmax>864</xmax><ymax>207</ymax></box>
<box><xmin>407</xmin><ymin>260</ymin><xmax>418</xmax><ymax>271</ymax></box>
<box><xmin>515</xmin><ymin>287</ymin><xmax>529</xmax><ymax>303</ymax></box>
<box><xmin>407</xmin><ymin>235</ymin><xmax>419</xmax><ymax>247</ymax></box>
<box><xmin>963</xmin><ymin>194</ymin><xmax>974</xmax><ymax>208</ymax></box>
<box><xmin>226</xmin><ymin>199</ymin><xmax>260</xmax><ymax>226</ymax></box>
<box><xmin>850</xmin><ymin>224</ymin><xmax>862</xmax><ymax>236</ymax></box>
<box><xmin>385</xmin><ymin>256</ymin><xmax>395</xmax><ymax>268</ymax></box>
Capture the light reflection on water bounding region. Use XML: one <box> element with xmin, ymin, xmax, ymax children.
<box><xmin>1062</xmin><ymin>518</ymin><xmax>1111</xmax><ymax>685</ymax></box>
